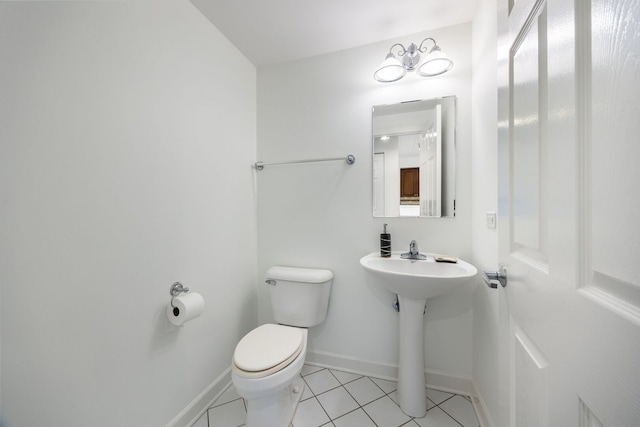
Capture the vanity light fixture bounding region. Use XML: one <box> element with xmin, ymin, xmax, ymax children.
<box><xmin>373</xmin><ymin>38</ymin><xmax>454</xmax><ymax>83</ymax></box>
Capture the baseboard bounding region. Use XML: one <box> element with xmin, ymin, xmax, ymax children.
<box><xmin>305</xmin><ymin>349</ymin><xmax>474</xmax><ymax>397</ymax></box>
<box><xmin>305</xmin><ymin>349</ymin><xmax>398</xmax><ymax>381</ymax></box>
<box><xmin>165</xmin><ymin>367</ymin><xmax>232</xmax><ymax>427</ymax></box>
<box><xmin>471</xmin><ymin>379</ymin><xmax>495</xmax><ymax>427</ymax></box>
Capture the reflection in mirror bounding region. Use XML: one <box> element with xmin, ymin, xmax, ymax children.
<box><xmin>372</xmin><ymin>96</ymin><xmax>456</xmax><ymax>218</ymax></box>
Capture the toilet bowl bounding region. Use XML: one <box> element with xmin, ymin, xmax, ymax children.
<box><xmin>232</xmin><ymin>325</ymin><xmax>308</xmax><ymax>426</ymax></box>
<box><xmin>231</xmin><ymin>266</ymin><xmax>333</xmax><ymax>427</ymax></box>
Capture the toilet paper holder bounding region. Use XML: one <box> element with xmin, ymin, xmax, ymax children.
<box><xmin>170</xmin><ymin>282</ymin><xmax>190</xmax><ymax>307</ymax></box>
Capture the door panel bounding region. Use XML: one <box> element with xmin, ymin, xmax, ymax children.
<box><xmin>589</xmin><ymin>0</ymin><xmax>640</xmax><ymax>291</ymax></box>
<box><xmin>513</xmin><ymin>323</ymin><xmax>549</xmax><ymax>427</ymax></box>
<box><xmin>512</xmin><ymin>6</ymin><xmax>545</xmax><ymax>259</ymax></box>
<box><xmin>498</xmin><ymin>0</ymin><xmax>640</xmax><ymax>425</ymax></box>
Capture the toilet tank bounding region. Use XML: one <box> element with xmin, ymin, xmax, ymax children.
<box><xmin>266</xmin><ymin>266</ymin><xmax>333</xmax><ymax>328</ymax></box>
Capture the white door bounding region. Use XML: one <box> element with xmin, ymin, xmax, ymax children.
<box><xmin>497</xmin><ymin>0</ymin><xmax>640</xmax><ymax>426</ymax></box>
<box><xmin>373</xmin><ymin>152</ymin><xmax>385</xmax><ymax>217</ymax></box>
<box><xmin>419</xmin><ymin>105</ymin><xmax>442</xmax><ymax>217</ymax></box>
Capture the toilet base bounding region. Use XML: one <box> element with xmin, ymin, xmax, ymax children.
<box><xmin>244</xmin><ymin>376</ymin><xmax>305</xmax><ymax>427</ymax></box>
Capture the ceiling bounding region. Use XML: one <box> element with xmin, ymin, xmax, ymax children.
<box><xmin>189</xmin><ymin>0</ymin><xmax>478</xmax><ymax>68</ymax></box>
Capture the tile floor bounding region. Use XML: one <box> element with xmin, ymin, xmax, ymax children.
<box><xmin>195</xmin><ymin>365</ymin><xmax>480</xmax><ymax>427</ymax></box>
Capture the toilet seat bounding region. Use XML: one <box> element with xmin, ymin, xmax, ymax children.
<box><xmin>233</xmin><ymin>324</ymin><xmax>303</xmax><ymax>379</ymax></box>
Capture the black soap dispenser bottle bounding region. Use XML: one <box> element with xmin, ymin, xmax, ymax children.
<box><xmin>380</xmin><ymin>223</ymin><xmax>391</xmax><ymax>257</ymax></box>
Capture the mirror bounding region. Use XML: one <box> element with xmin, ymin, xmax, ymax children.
<box><xmin>372</xmin><ymin>96</ymin><xmax>456</xmax><ymax>218</ymax></box>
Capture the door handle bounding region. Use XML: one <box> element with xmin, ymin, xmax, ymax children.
<box><xmin>483</xmin><ymin>266</ymin><xmax>507</xmax><ymax>288</ymax></box>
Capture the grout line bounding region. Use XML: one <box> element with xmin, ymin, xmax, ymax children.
<box><xmin>436</xmin><ymin>394</ymin><xmax>456</xmax><ymax>406</ymax></box>
<box><xmin>327</xmin><ymin>367</ymin><xmax>364</xmax><ymax>386</ymax></box>
<box><xmin>339</xmin><ymin>384</ymin><xmax>380</xmax><ymax>426</ymax></box>
<box><xmin>358</xmin><ymin>401</ymin><xmax>381</xmax><ymax>427</ymax></box>
<box><xmin>335</xmin><ymin>382</ymin><xmax>359</xmax><ymax>406</ymax></box>
<box><xmin>300</xmin><ymin>378</ymin><xmax>313</xmax><ymax>401</ymax></box>
<box><xmin>301</xmin><ymin>365</ymin><xmax>324</xmax><ymax>377</ymax></box>
<box><xmin>315</xmin><ymin>394</ymin><xmax>335</xmax><ymax>426</ymax></box>
<box><xmin>315</xmin><ymin>386</ymin><xmax>360</xmax><ymax>425</ymax></box>
<box><xmin>210</xmin><ymin>396</ymin><xmax>244</xmax><ymax>409</ymax></box>
<box><xmin>312</xmin><ymin>383</ymin><xmax>344</xmax><ymax>398</ymax></box>
<box><xmin>435</xmin><ymin>397</ymin><xmax>465</xmax><ymax>427</ymax></box>
<box><xmin>327</xmin><ymin>406</ymin><xmax>364</xmax><ymax>425</ymax></box>
<box><xmin>369</xmin><ymin>376</ymin><xmax>389</xmax><ymax>395</ymax></box>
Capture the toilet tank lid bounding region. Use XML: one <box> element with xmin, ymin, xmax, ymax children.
<box><xmin>266</xmin><ymin>266</ymin><xmax>333</xmax><ymax>283</ymax></box>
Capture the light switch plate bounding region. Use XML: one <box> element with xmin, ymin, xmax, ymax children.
<box><xmin>486</xmin><ymin>212</ymin><xmax>496</xmax><ymax>229</ymax></box>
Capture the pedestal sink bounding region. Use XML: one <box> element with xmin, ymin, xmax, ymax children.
<box><xmin>360</xmin><ymin>252</ymin><xmax>477</xmax><ymax>418</ymax></box>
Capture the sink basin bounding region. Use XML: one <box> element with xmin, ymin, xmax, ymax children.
<box><xmin>360</xmin><ymin>251</ymin><xmax>478</xmax><ymax>418</ymax></box>
<box><xmin>360</xmin><ymin>252</ymin><xmax>477</xmax><ymax>300</ymax></box>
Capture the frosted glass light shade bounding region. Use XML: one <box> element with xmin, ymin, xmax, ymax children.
<box><xmin>417</xmin><ymin>48</ymin><xmax>454</xmax><ymax>77</ymax></box>
<box><xmin>374</xmin><ymin>53</ymin><xmax>407</xmax><ymax>83</ymax></box>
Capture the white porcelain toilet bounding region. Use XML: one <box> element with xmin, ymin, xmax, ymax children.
<box><xmin>231</xmin><ymin>266</ymin><xmax>333</xmax><ymax>427</ymax></box>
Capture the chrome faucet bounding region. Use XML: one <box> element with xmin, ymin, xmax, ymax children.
<box><xmin>401</xmin><ymin>240</ymin><xmax>427</xmax><ymax>260</ymax></box>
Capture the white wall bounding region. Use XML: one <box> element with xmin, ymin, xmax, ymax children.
<box><xmin>470</xmin><ymin>0</ymin><xmax>499</xmax><ymax>424</ymax></box>
<box><xmin>0</xmin><ymin>2</ymin><xmax>257</xmax><ymax>426</ymax></box>
<box><xmin>257</xmin><ymin>23</ymin><xmax>474</xmax><ymax>378</ymax></box>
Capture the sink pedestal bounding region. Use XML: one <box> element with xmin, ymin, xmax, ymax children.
<box><xmin>397</xmin><ymin>295</ymin><xmax>428</xmax><ymax>418</ymax></box>
<box><xmin>359</xmin><ymin>252</ymin><xmax>478</xmax><ymax>418</ymax></box>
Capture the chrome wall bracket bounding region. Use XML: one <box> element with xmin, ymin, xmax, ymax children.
<box><xmin>392</xmin><ymin>294</ymin><xmax>426</xmax><ymax>314</ymax></box>
<box><xmin>170</xmin><ymin>282</ymin><xmax>190</xmax><ymax>296</ymax></box>
<box><xmin>169</xmin><ymin>282</ymin><xmax>190</xmax><ymax>308</ymax></box>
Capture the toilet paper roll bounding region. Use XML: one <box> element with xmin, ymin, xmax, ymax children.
<box><xmin>167</xmin><ymin>292</ymin><xmax>205</xmax><ymax>326</ymax></box>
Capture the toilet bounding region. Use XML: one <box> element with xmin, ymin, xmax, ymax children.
<box><xmin>231</xmin><ymin>266</ymin><xmax>333</xmax><ymax>427</ymax></box>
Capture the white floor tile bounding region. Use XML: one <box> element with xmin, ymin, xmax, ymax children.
<box><xmin>329</xmin><ymin>369</ymin><xmax>362</xmax><ymax>385</ymax></box>
<box><xmin>387</xmin><ymin>390</ymin><xmax>436</xmax><ymax>412</ymax></box>
<box><xmin>370</xmin><ymin>377</ymin><xmax>397</xmax><ymax>394</ymax></box>
<box><xmin>363</xmin><ymin>396</ymin><xmax>411</xmax><ymax>427</ymax></box>
<box><xmin>427</xmin><ymin>398</ymin><xmax>436</xmax><ymax>411</ymax></box>
<box><xmin>413</xmin><ymin>407</ymin><xmax>461</xmax><ymax>427</ymax></box>
<box><xmin>316</xmin><ymin>386</ymin><xmax>359</xmax><ymax>420</ymax></box>
<box><xmin>344</xmin><ymin>377</ymin><xmax>385</xmax><ymax>406</ymax></box>
<box><xmin>426</xmin><ymin>388</ymin><xmax>454</xmax><ymax>405</ymax></box>
<box><xmin>304</xmin><ymin>369</ymin><xmax>341</xmax><ymax>395</ymax></box>
<box><xmin>292</xmin><ymin>398</ymin><xmax>331</xmax><ymax>427</ymax></box>
<box><xmin>301</xmin><ymin>364</ymin><xmax>324</xmax><ymax>377</ymax></box>
<box><xmin>192</xmin><ymin>412</ymin><xmax>208</xmax><ymax>427</ymax></box>
<box><xmin>214</xmin><ymin>386</ymin><xmax>242</xmax><ymax>406</ymax></box>
<box><xmin>208</xmin><ymin>399</ymin><xmax>246</xmax><ymax>427</ymax></box>
<box><xmin>439</xmin><ymin>395</ymin><xmax>479</xmax><ymax>427</ymax></box>
<box><xmin>301</xmin><ymin>378</ymin><xmax>314</xmax><ymax>401</ymax></box>
<box><xmin>332</xmin><ymin>408</ymin><xmax>377</xmax><ymax>427</ymax></box>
